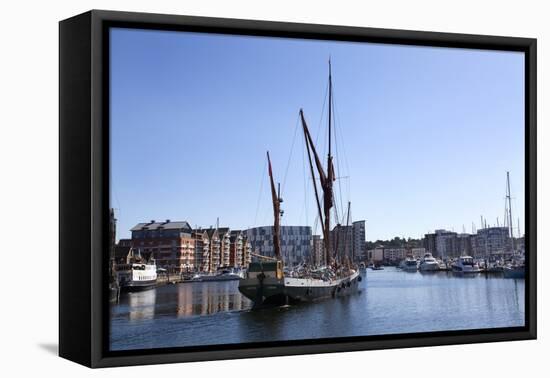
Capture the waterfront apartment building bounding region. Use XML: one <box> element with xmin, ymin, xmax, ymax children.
<box><xmin>366</xmin><ymin>247</ymin><xmax>385</xmax><ymax>263</ymax></box>
<box><xmin>312</xmin><ymin>235</ymin><xmax>324</xmax><ymax>266</ymax></box>
<box><xmin>366</xmin><ymin>246</ymin><xmax>424</xmax><ymax>263</ymax></box>
<box><xmin>456</xmin><ymin>233</ymin><xmax>473</xmax><ymax>256</ymax></box>
<box><xmin>434</xmin><ymin>229</ymin><xmax>458</xmax><ymax>259</ymax></box>
<box><xmin>423</xmin><ymin>226</ymin><xmax>510</xmax><ymax>260</ymax></box>
<box><xmin>383</xmin><ymin>248</ymin><xmax>407</xmax><ymax>263</ymax></box>
<box><xmin>204</xmin><ymin>228</ymin><xmax>220</xmax><ymax>272</ymax></box>
<box><xmin>423</xmin><ymin>233</ymin><xmax>436</xmax><ymax>255</ymax></box>
<box><xmin>353</xmin><ymin>220</ymin><xmax>366</xmax><ymax>261</ymax></box>
<box><xmin>229</xmin><ymin>230</ymin><xmax>243</xmax><ymax>268</ymax></box>
<box><xmin>130</xmin><ymin>220</ymin><xmax>195</xmax><ymax>273</ymax></box>
<box><xmin>330</xmin><ymin>224</ymin><xmax>353</xmax><ymax>262</ymax></box>
<box><xmin>245</xmin><ymin>226</ymin><xmax>312</xmax><ymax>266</ymax></box>
<box><xmin>329</xmin><ymin>220</ymin><xmax>367</xmax><ymax>263</ymax></box>
<box><xmin>423</xmin><ymin>229</ymin><xmax>463</xmax><ymax>259</ymax></box>
<box><xmin>193</xmin><ymin>230</ymin><xmax>210</xmax><ymax>272</ymax></box>
<box><xmin>471</xmin><ymin>227</ymin><xmax>511</xmax><ymax>259</ymax></box>
<box><xmin>242</xmin><ymin>235</ymin><xmax>253</xmax><ymax>267</ymax></box>
<box><xmin>219</xmin><ymin>227</ymin><xmax>231</xmax><ymax>267</ymax></box>
<box><xmin>411</xmin><ymin>247</ymin><xmax>426</xmax><ymax>259</ymax></box>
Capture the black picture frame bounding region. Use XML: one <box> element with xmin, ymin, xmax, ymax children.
<box><xmin>59</xmin><ymin>9</ymin><xmax>537</xmax><ymax>368</ymax></box>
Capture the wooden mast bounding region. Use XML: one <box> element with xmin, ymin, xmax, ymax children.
<box><xmin>301</xmin><ymin>110</ymin><xmax>325</xmax><ymax>235</ymax></box>
<box><xmin>267</xmin><ymin>151</ymin><xmax>282</xmax><ymax>261</ymax></box>
<box><xmin>300</xmin><ymin>111</ymin><xmax>329</xmax><ymax>266</ymax></box>
<box><xmin>325</xmin><ymin>59</ymin><xmax>335</xmax><ymax>266</ymax></box>
<box><xmin>506</xmin><ymin>171</ymin><xmax>515</xmax><ymax>252</ymax></box>
<box><xmin>299</xmin><ymin>60</ymin><xmax>335</xmax><ymax>267</ymax></box>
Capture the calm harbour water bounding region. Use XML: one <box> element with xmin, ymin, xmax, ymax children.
<box><xmin>110</xmin><ymin>268</ymin><xmax>525</xmax><ymax>351</ymax></box>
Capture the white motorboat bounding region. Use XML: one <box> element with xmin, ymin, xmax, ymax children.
<box><xmin>451</xmin><ymin>256</ymin><xmax>481</xmax><ymax>273</ymax></box>
<box><xmin>419</xmin><ymin>253</ymin><xmax>440</xmax><ymax>271</ymax></box>
<box><xmin>399</xmin><ymin>257</ymin><xmax>418</xmax><ymax>272</ymax></box>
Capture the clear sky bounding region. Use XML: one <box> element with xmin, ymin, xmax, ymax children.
<box><xmin>110</xmin><ymin>27</ymin><xmax>525</xmax><ymax>241</ymax></box>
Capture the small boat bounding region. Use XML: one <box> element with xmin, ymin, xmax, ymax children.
<box><xmin>451</xmin><ymin>255</ymin><xmax>481</xmax><ymax>274</ymax></box>
<box><xmin>419</xmin><ymin>253</ymin><xmax>440</xmax><ymax>271</ymax></box>
<box><xmin>399</xmin><ymin>257</ymin><xmax>418</xmax><ymax>272</ymax></box>
<box><xmin>503</xmin><ymin>264</ymin><xmax>525</xmax><ymax>279</ymax></box>
<box><xmin>371</xmin><ymin>264</ymin><xmax>384</xmax><ymax>270</ymax></box>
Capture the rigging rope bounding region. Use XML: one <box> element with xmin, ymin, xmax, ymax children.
<box><xmin>332</xmin><ymin>85</ymin><xmax>345</xmax><ymax>225</ymax></box>
<box><xmin>302</xmin><ymin>129</ymin><xmax>309</xmax><ymax>227</ymax></box>
<box><xmin>332</xmin><ymin>81</ymin><xmax>352</xmax><ymax>202</ymax></box>
<box><xmin>253</xmin><ymin>159</ymin><xmax>267</xmax><ymax>227</ymax></box>
<box><xmin>281</xmin><ymin>114</ymin><xmax>300</xmax><ymax>195</ymax></box>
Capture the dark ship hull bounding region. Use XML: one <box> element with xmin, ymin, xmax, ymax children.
<box><xmin>238</xmin><ymin>265</ymin><xmax>361</xmax><ymax>307</ymax></box>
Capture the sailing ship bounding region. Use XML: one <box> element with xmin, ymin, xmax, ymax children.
<box><xmin>238</xmin><ymin>61</ymin><xmax>361</xmax><ymax>307</ymax></box>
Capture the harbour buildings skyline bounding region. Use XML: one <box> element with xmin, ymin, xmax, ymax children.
<box><xmin>126</xmin><ymin>220</ymin><xmax>253</xmax><ymax>273</ymax></box>
<box><xmin>423</xmin><ymin>226</ymin><xmax>515</xmax><ymax>261</ymax></box>
<box><xmin>118</xmin><ymin>214</ymin><xmax>522</xmax><ymax>270</ymax></box>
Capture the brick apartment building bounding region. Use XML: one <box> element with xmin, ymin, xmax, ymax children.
<box><xmin>130</xmin><ymin>220</ymin><xmax>195</xmax><ymax>273</ymax></box>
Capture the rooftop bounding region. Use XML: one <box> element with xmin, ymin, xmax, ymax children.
<box><xmin>130</xmin><ymin>220</ymin><xmax>192</xmax><ymax>232</ymax></box>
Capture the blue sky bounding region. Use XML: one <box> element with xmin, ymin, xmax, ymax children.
<box><xmin>110</xmin><ymin>28</ymin><xmax>525</xmax><ymax>241</ymax></box>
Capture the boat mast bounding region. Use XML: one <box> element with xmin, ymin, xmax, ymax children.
<box><xmin>345</xmin><ymin>201</ymin><xmax>351</xmax><ymax>263</ymax></box>
<box><xmin>301</xmin><ymin>111</ymin><xmax>330</xmax><ymax>265</ymax></box>
<box><xmin>267</xmin><ymin>151</ymin><xmax>282</xmax><ymax>261</ymax></box>
<box><xmin>299</xmin><ymin>60</ymin><xmax>336</xmax><ymax>267</ymax></box>
<box><xmin>301</xmin><ymin>111</ymin><xmax>325</xmax><ymax>239</ymax></box>
<box><xmin>506</xmin><ymin>171</ymin><xmax>515</xmax><ymax>252</ymax></box>
<box><xmin>325</xmin><ymin>60</ymin><xmax>335</xmax><ymax>266</ymax></box>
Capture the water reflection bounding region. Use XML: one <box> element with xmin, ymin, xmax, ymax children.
<box><xmin>110</xmin><ymin>268</ymin><xmax>525</xmax><ymax>351</ymax></box>
<box><xmin>119</xmin><ymin>289</ymin><xmax>156</xmax><ymax>321</ymax></box>
<box><xmin>117</xmin><ymin>281</ymin><xmax>252</xmax><ymax>320</ymax></box>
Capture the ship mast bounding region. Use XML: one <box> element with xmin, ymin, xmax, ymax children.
<box><xmin>506</xmin><ymin>171</ymin><xmax>515</xmax><ymax>252</ymax></box>
<box><xmin>326</xmin><ymin>59</ymin><xmax>335</xmax><ymax>265</ymax></box>
<box><xmin>267</xmin><ymin>151</ymin><xmax>283</xmax><ymax>261</ymax></box>
<box><xmin>300</xmin><ymin>60</ymin><xmax>335</xmax><ymax>267</ymax></box>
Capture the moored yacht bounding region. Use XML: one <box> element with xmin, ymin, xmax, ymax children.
<box><xmin>419</xmin><ymin>253</ymin><xmax>439</xmax><ymax>271</ymax></box>
<box><xmin>451</xmin><ymin>256</ymin><xmax>481</xmax><ymax>274</ymax></box>
<box><xmin>399</xmin><ymin>257</ymin><xmax>418</xmax><ymax>272</ymax></box>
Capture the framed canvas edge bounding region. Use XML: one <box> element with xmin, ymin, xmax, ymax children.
<box><xmin>59</xmin><ymin>9</ymin><xmax>537</xmax><ymax>368</ymax></box>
